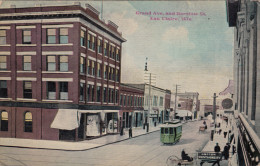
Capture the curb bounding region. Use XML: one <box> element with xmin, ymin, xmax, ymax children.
<box><xmin>0</xmin><ymin>129</ymin><xmax>160</xmax><ymax>152</ymax></box>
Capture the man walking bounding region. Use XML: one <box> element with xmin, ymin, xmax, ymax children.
<box><xmin>212</xmin><ymin>143</ymin><xmax>221</xmax><ymax>166</ymax></box>
<box><xmin>129</xmin><ymin>127</ymin><xmax>132</xmax><ymax>138</ymax></box>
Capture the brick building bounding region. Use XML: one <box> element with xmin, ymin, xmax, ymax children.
<box><xmin>0</xmin><ymin>4</ymin><xmax>126</xmax><ymax>141</ymax></box>
<box><xmin>119</xmin><ymin>83</ymin><xmax>144</xmax><ymax>129</ymax></box>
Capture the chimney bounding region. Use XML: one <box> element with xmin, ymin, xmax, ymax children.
<box><xmin>108</xmin><ymin>20</ymin><xmax>118</xmax><ymax>30</ymax></box>
<box><xmin>85</xmin><ymin>3</ymin><xmax>100</xmax><ymax>17</ymax></box>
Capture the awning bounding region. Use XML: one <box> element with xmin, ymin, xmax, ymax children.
<box><xmin>175</xmin><ymin>110</ymin><xmax>192</xmax><ymax>117</ymax></box>
<box><xmin>50</xmin><ymin>109</ymin><xmax>80</xmax><ymax>130</ymax></box>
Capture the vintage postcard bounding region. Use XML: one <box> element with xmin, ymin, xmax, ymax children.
<box><xmin>0</xmin><ymin>0</ymin><xmax>259</xmax><ymax>166</ymax></box>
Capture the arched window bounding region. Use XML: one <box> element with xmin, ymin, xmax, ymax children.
<box><xmin>24</xmin><ymin>111</ymin><xmax>32</xmax><ymax>132</ymax></box>
<box><xmin>0</xmin><ymin>111</ymin><xmax>8</xmax><ymax>131</ymax></box>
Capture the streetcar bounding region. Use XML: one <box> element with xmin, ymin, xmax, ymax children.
<box><xmin>160</xmin><ymin>120</ymin><xmax>182</xmax><ymax>144</ymax></box>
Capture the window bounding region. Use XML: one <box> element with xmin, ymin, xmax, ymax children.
<box><xmin>23</xmin><ymin>81</ymin><xmax>32</xmax><ymax>99</ymax></box>
<box><xmin>80</xmin><ymin>29</ymin><xmax>86</xmax><ymax>47</ymax></box>
<box><xmin>87</xmin><ymin>34</ymin><xmax>91</xmax><ymax>49</ymax></box>
<box><xmin>24</xmin><ymin>111</ymin><xmax>32</xmax><ymax>132</ymax></box>
<box><xmin>116</xmin><ymin>49</ymin><xmax>120</xmax><ymax>61</ymax></box>
<box><xmin>80</xmin><ymin>56</ymin><xmax>85</xmax><ymax>74</ymax></box>
<box><xmin>115</xmin><ymin>89</ymin><xmax>118</xmax><ymax>103</ymax></box>
<box><xmin>116</xmin><ymin>69</ymin><xmax>119</xmax><ymax>82</ymax></box>
<box><xmin>80</xmin><ymin>83</ymin><xmax>85</xmax><ymax>101</ymax></box>
<box><xmin>108</xmin><ymin>67</ymin><xmax>111</xmax><ymax>80</ymax></box>
<box><xmin>109</xmin><ymin>45</ymin><xmax>112</xmax><ymax>58</ymax></box>
<box><xmin>104</xmin><ymin>65</ymin><xmax>107</xmax><ymax>79</ymax></box>
<box><xmin>47</xmin><ymin>56</ymin><xmax>56</xmax><ymax>71</ymax></box>
<box><xmin>111</xmin><ymin>46</ymin><xmax>115</xmax><ymax>59</ymax></box>
<box><xmin>159</xmin><ymin>97</ymin><xmax>164</xmax><ymax>106</ymax></box>
<box><xmin>87</xmin><ymin>84</ymin><xmax>94</xmax><ymax>102</ymax></box>
<box><xmin>91</xmin><ymin>61</ymin><xmax>95</xmax><ymax>76</ymax></box>
<box><xmin>23</xmin><ymin>56</ymin><xmax>31</xmax><ymax>71</ymax></box>
<box><xmin>112</xmin><ymin>68</ymin><xmax>115</xmax><ymax>81</ymax></box>
<box><xmin>98</xmin><ymin>39</ymin><xmax>102</xmax><ymax>53</ymax></box>
<box><xmin>0</xmin><ymin>56</ymin><xmax>7</xmax><ymax>70</ymax></box>
<box><xmin>87</xmin><ymin>60</ymin><xmax>91</xmax><ymax>75</ymax></box>
<box><xmin>59</xmin><ymin>56</ymin><xmax>68</xmax><ymax>71</ymax></box>
<box><xmin>111</xmin><ymin>89</ymin><xmax>114</xmax><ymax>103</ymax></box>
<box><xmin>0</xmin><ymin>81</ymin><xmax>7</xmax><ymax>98</ymax></box>
<box><xmin>104</xmin><ymin>42</ymin><xmax>108</xmax><ymax>56</ymax></box>
<box><xmin>59</xmin><ymin>82</ymin><xmax>68</xmax><ymax>100</ymax></box>
<box><xmin>97</xmin><ymin>63</ymin><xmax>101</xmax><ymax>77</ymax></box>
<box><xmin>0</xmin><ymin>30</ymin><xmax>6</xmax><ymax>45</ymax></box>
<box><xmin>47</xmin><ymin>82</ymin><xmax>56</xmax><ymax>99</ymax></box>
<box><xmin>103</xmin><ymin>87</ymin><xmax>107</xmax><ymax>102</ymax></box>
<box><xmin>87</xmin><ymin>34</ymin><xmax>96</xmax><ymax>50</ymax></box>
<box><xmin>170</xmin><ymin>128</ymin><xmax>173</xmax><ymax>134</ymax></box>
<box><xmin>153</xmin><ymin>96</ymin><xmax>158</xmax><ymax>106</ymax></box>
<box><xmin>59</xmin><ymin>28</ymin><xmax>68</xmax><ymax>44</ymax></box>
<box><xmin>96</xmin><ymin>86</ymin><xmax>101</xmax><ymax>102</ymax></box>
<box><xmin>108</xmin><ymin>88</ymin><xmax>112</xmax><ymax>103</ymax></box>
<box><xmin>124</xmin><ymin>95</ymin><xmax>126</xmax><ymax>106</ymax></box>
<box><xmin>22</xmin><ymin>30</ymin><xmax>31</xmax><ymax>44</ymax></box>
<box><xmin>47</xmin><ymin>29</ymin><xmax>56</xmax><ymax>44</ymax></box>
<box><xmin>165</xmin><ymin>128</ymin><xmax>169</xmax><ymax>134</ymax></box>
<box><xmin>91</xmin><ymin>36</ymin><xmax>96</xmax><ymax>50</ymax></box>
<box><xmin>120</xmin><ymin>95</ymin><xmax>123</xmax><ymax>105</ymax></box>
<box><xmin>0</xmin><ymin>111</ymin><xmax>8</xmax><ymax>131</ymax></box>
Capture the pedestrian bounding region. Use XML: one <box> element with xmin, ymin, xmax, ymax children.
<box><xmin>129</xmin><ymin>127</ymin><xmax>132</xmax><ymax>138</ymax></box>
<box><xmin>224</xmin><ymin>131</ymin><xmax>228</xmax><ymax>138</ymax></box>
<box><xmin>120</xmin><ymin>127</ymin><xmax>124</xmax><ymax>136</ymax></box>
<box><xmin>223</xmin><ymin>143</ymin><xmax>230</xmax><ymax>160</ymax></box>
<box><xmin>232</xmin><ymin>145</ymin><xmax>236</xmax><ymax>155</ymax></box>
<box><xmin>203</xmin><ymin>120</ymin><xmax>206</xmax><ymax>125</ymax></box>
<box><xmin>219</xmin><ymin>129</ymin><xmax>222</xmax><ymax>135</ymax></box>
<box><xmin>212</xmin><ymin>143</ymin><xmax>221</xmax><ymax>166</ymax></box>
<box><xmin>214</xmin><ymin>143</ymin><xmax>221</xmax><ymax>152</ymax></box>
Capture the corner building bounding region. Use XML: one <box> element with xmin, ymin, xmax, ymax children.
<box><xmin>0</xmin><ymin>4</ymin><xmax>126</xmax><ymax>141</ymax></box>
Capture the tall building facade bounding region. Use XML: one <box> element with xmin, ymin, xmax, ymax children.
<box><xmin>227</xmin><ymin>0</ymin><xmax>260</xmax><ymax>165</ymax></box>
<box><xmin>0</xmin><ymin>4</ymin><xmax>126</xmax><ymax>141</ymax></box>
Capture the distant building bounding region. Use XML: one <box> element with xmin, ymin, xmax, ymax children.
<box><xmin>0</xmin><ymin>4</ymin><xmax>126</xmax><ymax>141</ymax></box>
<box><xmin>125</xmin><ymin>84</ymin><xmax>170</xmax><ymax>125</ymax></box>
<box><xmin>227</xmin><ymin>0</ymin><xmax>260</xmax><ymax>165</ymax></box>
<box><xmin>119</xmin><ymin>83</ymin><xmax>144</xmax><ymax>129</ymax></box>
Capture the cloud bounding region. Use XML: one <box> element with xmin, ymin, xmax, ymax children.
<box><xmin>162</xmin><ymin>26</ymin><xmax>195</xmax><ymax>49</ymax></box>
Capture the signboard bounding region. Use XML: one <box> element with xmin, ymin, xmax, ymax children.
<box><xmin>198</xmin><ymin>152</ymin><xmax>222</xmax><ymax>160</ymax></box>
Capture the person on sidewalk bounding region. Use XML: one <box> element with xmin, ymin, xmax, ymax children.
<box><xmin>214</xmin><ymin>143</ymin><xmax>221</xmax><ymax>152</ymax></box>
<box><xmin>219</xmin><ymin>129</ymin><xmax>222</xmax><ymax>135</ymax></box>
<box><xmin>129</xmin><ymin>127</ymin><xmax>132</xmax><ymax>138</ymax></box>
<box><xmin>212</xmin><ymin>143</ymin><xmax>221</xmax><ymax>166</ymax></box>
<box><xmin>223</xmin><ymin>143</ymin><xmax>230</xmax><ymax>160</ymax></box>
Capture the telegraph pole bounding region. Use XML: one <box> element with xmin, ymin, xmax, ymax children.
<box><xmin>213</xmin><ymin>93</ymin><xmax>218</xmax><ymax>123</ymax></box>
<box><xmin>174</xmin><ymin>85</ymin><xmax>181</xmax><ymax>112</ymax></box>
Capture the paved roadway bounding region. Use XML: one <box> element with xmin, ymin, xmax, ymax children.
<box><xmin>0</xmin><ymin>120</ymin><xmax>210</xmax><ymax>166</ymax></box>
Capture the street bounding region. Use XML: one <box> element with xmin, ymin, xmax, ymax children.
<box><xmin>0</xmin><ymin>120</ymin><xmax>210</xmax><ymax>166</ymax></box>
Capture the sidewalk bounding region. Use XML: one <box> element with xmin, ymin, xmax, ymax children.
<box><xmin>0</xmin><ymin>125</ymin><xmax>160</xmax><ymax>151</ymax></box>
<box><xmin>200</xmin><ymin>118</ymin><xmax>235</xmax><ymax>166</ymax></box>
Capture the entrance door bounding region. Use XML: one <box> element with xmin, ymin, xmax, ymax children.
<box><xmin>78</xmin><ymin>113</ymin><xmax>86</xmax><ymax>140</ymax></box>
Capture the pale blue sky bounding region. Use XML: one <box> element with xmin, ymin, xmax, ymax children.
<box><xmin>0</xmin><ymin>1</ymin><xmax>234</xmax><ymax>99</ymax></box>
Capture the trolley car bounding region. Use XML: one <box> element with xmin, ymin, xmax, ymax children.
<box><xmin>160</xmin><ymin>120</ymin><xmax>182</xmax><ymax>144</ymax></box>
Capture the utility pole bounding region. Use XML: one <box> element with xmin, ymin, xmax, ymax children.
<box><xmin>213</xmin><ymin>93</ymin><xmax>218</xmax><ymax>123</ymax></box>
<box><xmin>174</xmin><ymin>85</ymin><xmax>181</xmax><ymax>112</ymax></box>
<box><xmin>144</xmin><ymin>58</ymin><xmax>155</xmax><ymax>132</ymax></box>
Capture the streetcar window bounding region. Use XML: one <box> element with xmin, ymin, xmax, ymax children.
<box><xmin>170</xmin><ymin>128</ymin><xmax>173</xmax><ymax>134</ymax></box>
<box><xmin>165</xmin><ymin>128</ymin><xmax>169</xmax><ymax>134</ymax></box>
<box><xmin>161</xmin><ymin>128</ymin><xmax>164</xmax><ymax>134</ymax></box>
